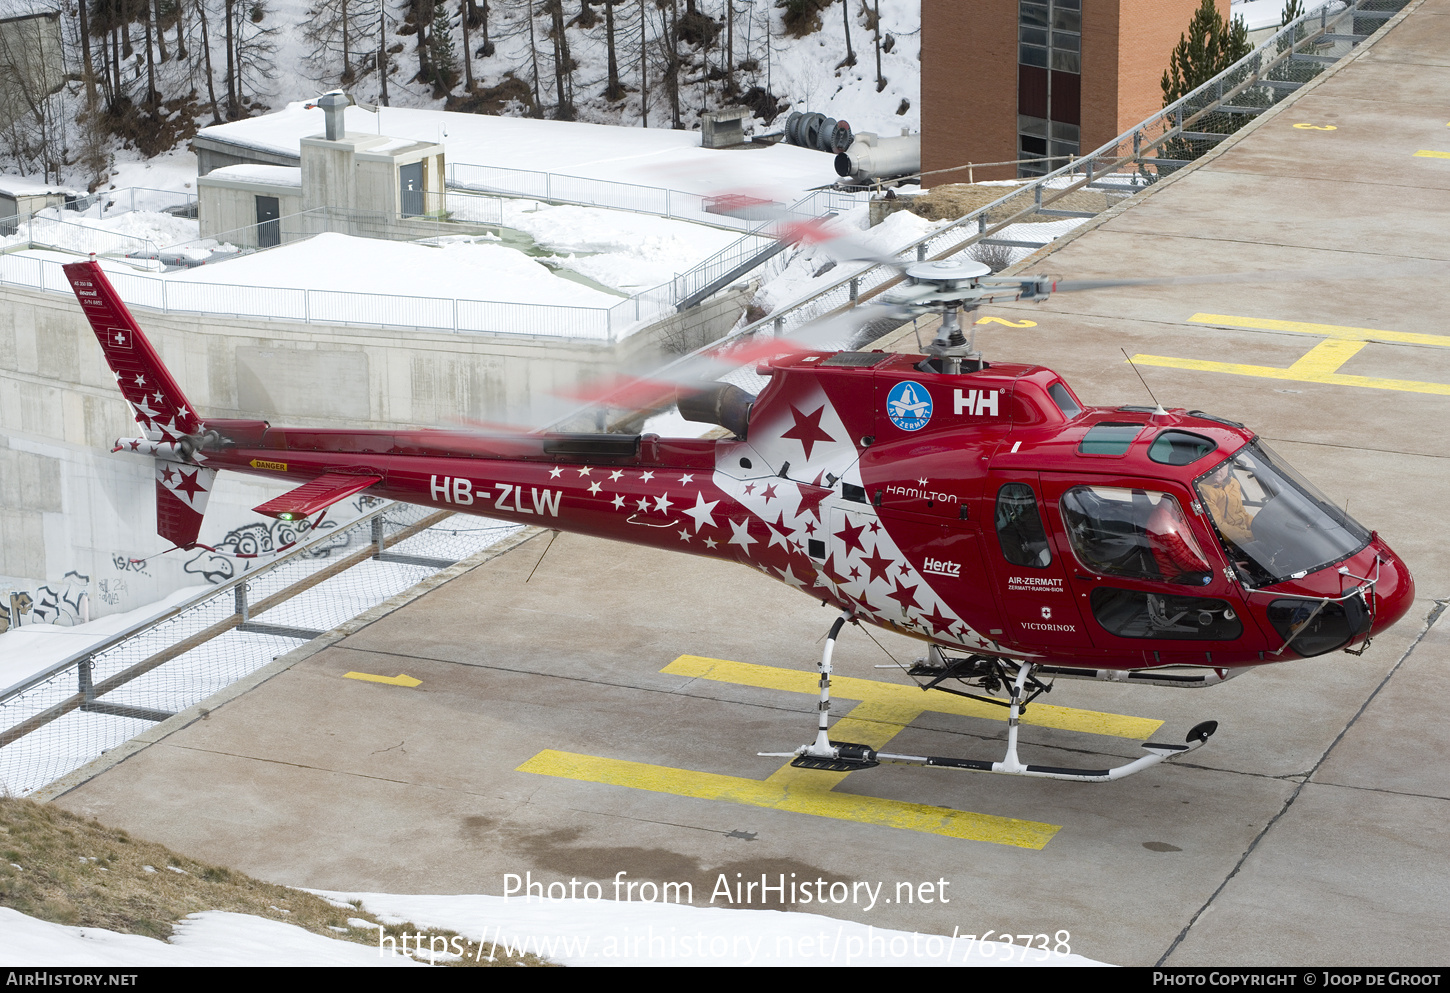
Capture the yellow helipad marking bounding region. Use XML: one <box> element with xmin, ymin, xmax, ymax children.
<box><xmin>343</xmin><ymin>671</ymin><xmax>422</xmax><ymax>687</ymax></box>
<box><xmin>975</xmin><ymin>316</ymin><xmax>1038</xmax><ymax>327</ymax></box>
<box><xmin>519</xmin><ymin>750</ymin><xmax>1060</xmax><ymax>849</ymax></box>
<box><xmin>1414</xmin><ymin>149</ymin><xmax>1450</xmax><ymax>158</ymax></box>
<box><xmin>662</xmin><ymin>655</ymin><xmax>1163</xmax><ymax>739</ymax></box>
<box><xmin>1292</xmin><ymin>123</ymin><xmax>1337</xmax><ymax>130</ymax></box>
<box><xmin>516</xmin><ymin>656</ymin><xmax>1171</xmax><ymax>847</ymax></box>
<box><xmin>1128</xmin><ymin>314</ymin><xmax>1450</xmax><ymax>396</ymax></box>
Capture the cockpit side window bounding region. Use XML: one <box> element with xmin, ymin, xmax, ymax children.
<box><xmin>1060</xmin><ymin>486</ymin><xmax>1213</xmax><ymax>586</ymax></box>
<box><xmin>995</xmin><ymin>483</ymin><xmax>1052</xmax><ymax>568</ymax></box>
<box><xmin>1047</xmin><ymin>381</ymin><xmax>1083</xmax><ymax>419</ymax></box>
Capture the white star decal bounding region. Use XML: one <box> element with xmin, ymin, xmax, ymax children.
<box><xmin>682</xmin><ymin>493</ymin><xmax>719</xmax><ymax>532</ymax></box>
<box><xmin>636</xmin><ymin>497</ymin><xmax>650</xmax><ymax>512</ymax></box>
<box><xmin>779</xmin><ymin>565</ymin><xmax>809</xmax><ymax>590</ymax></box>
<box><xmin>549</xmin><ymin>466</ymin><xmax>563</xmax><ymax>478</ymax></box>
<box><xmin>152</xmin><ymin>391</ymin><xmax>164</xmax><ymax>405</ymax></box>
<box><xmin>654</xmin><ymin>493</ymin><xmax>673</xmax><ymax>513</ymax></box>
<box><xmin>578</xmin><ymin>466</ymin><xmax>592</xmax><ymax>477</ymax></box>
<box><xmin>727</xmin><ymin>518</ymin><xmax>757</xmax><ymax>551</ymax></box>
<box><xmin>129</xmin><ymin>398</ymin><xmax>160</xmax><ymax>423</ymax></box>
<box><xmin>135</xmin><ymin>374</ymin><xmax>146</xmax><ymax>387</ymax></box>
<box><xmin>704</xmin><ymin>537</ymin><xmax>718</xmax><ymax>549</ymax></box>
<box><xmin>588</xmin><ymin>481</ymin><xmax>602</xmax><ymax>495</ymax></box>
<box><xmin>609</xmin><ymin>470</ymin><xmax>623</xmax><ymax>481</ymax></box>
<box><xmin>677</xmin><ymin>529</ymin><xmax>691</xmax><ymax>542</ymax></box>
<box><xmin>679</xmin><ymin>473</ymin><xmax>694</xmax><ymax>485</ymax></box>
<box><xmin>612</xmin><ymin>495</ymin><xmax>626</xmax><ymax>509</ymax></box>
<box><xmin>640</xmin><ymin>471</ymin><xmax>655</xmax><ymax>482</ymax></box>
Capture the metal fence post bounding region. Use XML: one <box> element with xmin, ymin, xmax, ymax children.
<box><xmin>372</xmin><ymin>516</ymin><xmax>386</xmax><ymax>558</ymax></box>
<box><xmin>774</xmin><ymin>316</ymin><xmax>785</xmax><ymax>337</ymax></box>
<box><xmin>234</xmin><ymin>583</ymin><xmax>249</xmax><ymax>623</ymax></box>
<box><xmin>77</xmin><ymin>658</ymin><xmax>94</xmax><ymax>702</ymax></box>
<box><xmin>917</xmin><ymin>243</ymin><xmax>928</xmax><ymax>261</ymax></box>
<box><xmin>849</xmin><ymin>277</ymin><xmax>859</xmax><ymax>302</ymax></box>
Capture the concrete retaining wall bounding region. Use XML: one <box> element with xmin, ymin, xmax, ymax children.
<box><xmin>0</xmin><ymin>278</ymin><xmax>751</xmax><ymax>617</ymax></box>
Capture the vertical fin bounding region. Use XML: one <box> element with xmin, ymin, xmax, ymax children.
<box><xmin>64</xmin><ymin>260</ymin><xmax>214</xmax><ymax>549</ymax></box>
<box><xmin>155</xmin><ymin>462</ymin><xmax>217</xmax><ymax>549</ymax></box>
<box><xmin>62</xmin><ymin>260</ymin><xmax>201</xmax><ymax>443</ymax></box>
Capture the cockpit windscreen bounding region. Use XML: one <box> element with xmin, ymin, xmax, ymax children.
<box><xmin>1194</xmin><ymin>442</ymin><xmax>1371</xmax><ymax>586</ymax></box>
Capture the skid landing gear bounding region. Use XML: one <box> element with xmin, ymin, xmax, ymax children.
<box><xmin>761</xmin><ymin>615</ymin><xmax>1218</xmax><ymax>783</ymax></box>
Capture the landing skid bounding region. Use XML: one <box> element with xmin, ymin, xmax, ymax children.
<box><xmin>760</xmin><ymin>613</ymin><xmax>1218</xmax><ymax>783</ymax></box>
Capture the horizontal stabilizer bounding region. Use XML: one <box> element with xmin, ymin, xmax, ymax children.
<box><xmin>252</xmin><ymin>471</ymin><xmax>381</xmax><ymax>520</ymax></box>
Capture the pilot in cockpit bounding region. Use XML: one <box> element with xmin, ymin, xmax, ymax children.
<box><xmin>1199</xmin><ymin>461</ymin><xmax>1255</xmax><ymax>547</ymax></box>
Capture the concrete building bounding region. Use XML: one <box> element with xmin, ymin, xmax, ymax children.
<box><xmin>198</xmin><ymin>94</ymin><xmax>445</xmax><ymax>249</ymax></box>
<box><xmin>0</xmin><ymin>9</ymin><xmax>64</xmax><ymax>134</ymax></box>
<box><xmin>921</xmin><ymin>0</ymin><xmax>1232</xmax><ymax>183</ymax></box>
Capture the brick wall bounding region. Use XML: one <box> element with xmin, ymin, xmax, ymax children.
<box><xmin>922</xmin><ymin>0</ymin><xmax>1232</xmax><ymax>186</ymax></box>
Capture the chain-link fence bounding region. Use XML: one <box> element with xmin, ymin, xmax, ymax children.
<box><xmin>0</xmin><ymin>503</ymin><xmax>525</xmax><ymax>797</ymax></box>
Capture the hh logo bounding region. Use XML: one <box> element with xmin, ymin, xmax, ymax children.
<box><xmin>954</xmin><ymin>388</ymin><xmax>999</xmax><ymax>416</ymax></box>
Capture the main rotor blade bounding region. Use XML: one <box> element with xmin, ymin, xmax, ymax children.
<box><xmin>1024</xmin><ymin>260</ymin><xmax>1444</xmax><ymax>294</ymax></box>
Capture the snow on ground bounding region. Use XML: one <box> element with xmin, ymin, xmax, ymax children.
<box><xmin>0</xmin><ymin>204</ymin><xmax>200</xmax><ymax>257</ymax></box>
<box><xmin>103</xmin><ymin>146</ymin><xmax>203</xmax><ymax>206</ymax></box>
<box><xmin>0</xmin><ymin>585</ymin><xmax>210</xmax><ymax>693</ymax></box>
<box><xmin>0</xmin><ymin>908</ymin><xmax>422</xmax><ymax>968</ymax></box>
<box><xmin>0</xmin><ymin>896</ymin><xmax>1107</xmax><ymax>967</ymax></box>
<box><xmin>500</xmin><ymin>199</ymin><xmax>745</xmax><ymax>293</ymax></box>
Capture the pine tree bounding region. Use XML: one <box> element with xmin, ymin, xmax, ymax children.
<box><xmin>427</xmin><ymin>0</ymin><xmax>459</xmax><ymax>95</ymax></box>
<box><xmin>1159</xmin><ymin>0</ymin><xmax>1252</xmax><ymax>172</ymax></box>
<box><xmin>1161</xmin><ymin>0</ymin><xmax>1251</xmax><ymax>105</ymax></box>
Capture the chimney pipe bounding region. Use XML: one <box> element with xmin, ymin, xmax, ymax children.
<box><xmin>314</xmin><ymin>91</ymin><xmax>350</xmax><ymax>141</ymax></box>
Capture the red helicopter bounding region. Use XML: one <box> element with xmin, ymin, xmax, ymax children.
<box><xmin>63</xmin><ymin>256</ymin><xmax>1415</xmax><ymax>783</ymax></box>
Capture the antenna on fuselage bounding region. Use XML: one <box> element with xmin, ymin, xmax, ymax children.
<box><xmin>1121</xmin><ymin>348</ymin><xmax>1169</xmax><ymax>417</ymax></box>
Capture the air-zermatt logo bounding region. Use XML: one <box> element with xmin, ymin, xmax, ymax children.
<box><xmin>886</xmin><ymin>381</ymin><xmax>932</xmax><ymax>431</ymax></box>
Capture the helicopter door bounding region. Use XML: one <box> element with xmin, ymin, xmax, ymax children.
<box><xmin>983</xmin><ymin>471</ymin><xmax>1093</xmax><ymax>650</ymax></box>
<box><xmin>1039</xmin><ymin>474</ymin><xmax>1256</xmax><ymax>658</ymax></box>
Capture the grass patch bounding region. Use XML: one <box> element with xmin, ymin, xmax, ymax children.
<box><xmin>0</xmin><ymin>797</ymin><xmax>548</xmax><ymax>966</ymax></box>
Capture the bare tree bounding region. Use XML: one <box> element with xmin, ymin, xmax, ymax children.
<box><xmin>589</xmin><ymin>0</ymin><xmax>624</xmax><ymax>100</ymax></box>
<box><xmin>543</xmin><ymin>0</ymin><xmax>574</xmax><ymax>118</ymax></box>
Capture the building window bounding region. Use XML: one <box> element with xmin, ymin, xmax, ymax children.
<box><xmin>1019</xmin><ymin>0</ymin><xmax>1081</xmax><ymax>177</ymax></box>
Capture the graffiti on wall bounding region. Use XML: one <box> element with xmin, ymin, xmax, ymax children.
<box><xmin>1</xmin><ymin>571</ymin><xmax>91</xmax><ymax>633</ymax></box>
<box><xmin>183</xmin><ymin>514</ymin><xmax>345</xmax><ymax>585</ymax></box>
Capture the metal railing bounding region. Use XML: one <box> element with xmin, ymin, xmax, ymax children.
<box><xmin>0</xmin><ymin>503</ymin><xmax>523</xmax><ymax>797</ymax></box>
<box><xmin>447</xmin><ymin>161</ymin><xmax>832</xmax><ymax>232</ymax></box>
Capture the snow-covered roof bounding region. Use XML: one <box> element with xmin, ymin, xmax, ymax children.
<box><xmin>201</xmin><ymin>164</ymin><xmax>303</xmax><ymax>188</ymax></box>
<box><xmin>197</xmin><ymin>103</ymin><xmax>839</xmax><ymax>203</ymax></box>
<box><xmin>0</xmin><ymin>1</ymin><xmax>59</xmax><ymax>22</ymax></box>
<box><xmin>163</xmin><ymin>231</ymin><xmax>623</xmax><ymax>309</ymax></box>
<box><xmin>0</xmin><ymin>175</ymin><xmax>76</xmax><ymax>197</ymax></box>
